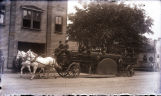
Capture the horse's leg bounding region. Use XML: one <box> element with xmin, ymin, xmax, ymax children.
<box><xmin>20</xmin><ymin>65</ymin><xmax>25</xmax><ymax>77</ymax></box>
<box><xmin>42</xmin><ymin>68</ymin><xmax>45</xmax><ymax>77</ymax></box>
<box><xmin>52</xmin><ymin>67</ymin><xmax>57</xmax><ymax>79</ymax></box>
<box><xmin>39</xmin><ymin>68</ymin><xmax>45</xmax><ymax>78</ymax></box>
<box><xmin>43</xmin><ymin>65</ymin><xmax>50</xmax><ymax>79</ymax></box>
<box><xmin>39</xmin><ymin>68</ymin><xmax>44</xmax><ymax>73</ymax></box>
<box><xmin>31</xmin><ymin>65</ymin><xmax>38</xmax><ymax>80</ymax></box>
<box><xmin>27</xmin><ymin>65</ymin><xmax>32</xmax><ymax>75</ymax></box>
<box><xmin>42</xmin><ymin>68</ymin><xmax>45</xmax><ymax>73</ymax></box>
<box><xmin>45</xmin><ymin>69</ymin><xmax>49</xmax><ymax>79</ymax></box>
<box><xmin>39</xmin><ymin>68</ymin><xmax>42</xmax><ymax>73</ymax></box>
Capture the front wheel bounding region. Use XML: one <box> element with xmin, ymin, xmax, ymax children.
<box><xmin>56</xmin><ymin>67</ymin><xmax>68</xmax><ymax>77</ymax></box>
<box><xmin>67</xmin><ymin>62</ymin><xmax>80</xmax><ymax>78</ymax></box>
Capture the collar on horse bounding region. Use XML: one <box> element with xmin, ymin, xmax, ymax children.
<box><xmin>30</xmin><ymin>56</ymin><xmax>38</xmax><ymax>63</ymax></box>
<box><xmin>27</xmin><ymin>50</ymin><xmax>38</xmax><ymax>63</ymax></box>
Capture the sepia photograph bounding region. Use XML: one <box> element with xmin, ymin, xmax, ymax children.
<box><xmin>0</xmin><ymin>0</ymin><xmax>161</xmax><ymax>95</ymax></box>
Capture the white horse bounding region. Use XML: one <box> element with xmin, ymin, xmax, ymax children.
<box><xmin>26</xmin><ymin>50</ymin><xmax>60</xmax><ymax>79</ymax></box>
<box><xmin>16</xmin><ymin>50</ymin><xmax>27</xmax><ymax>60</ymax></box>
<box><xmin>16</xmin><ymin>50</ymin><xmax>32</xmax><ymax>76</ymax></box>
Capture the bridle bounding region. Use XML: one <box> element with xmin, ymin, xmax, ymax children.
<box><xmin>26</xmin><ymin>50</ymin><xmax>37</xmax><ymax>62</ymax></box>
<box><xmin>17</xmin><ymin>51</ymin><xmax>25</xmax><ymax>60</ymax></box>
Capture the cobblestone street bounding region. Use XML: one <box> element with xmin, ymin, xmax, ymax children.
<box><xmin>0</xmin><ymin>71</ymin><xmax>160</xmax><ymax>95</ymax></box>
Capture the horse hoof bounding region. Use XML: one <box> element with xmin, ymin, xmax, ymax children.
<box><xmin>55</xmin><ymin>77</ymin><xmax>57</xmax><ymax>79</ymax></box>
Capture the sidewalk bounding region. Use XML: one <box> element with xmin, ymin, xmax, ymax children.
<box><xmin>80</xmin><ymin>73</ymin><xmax>116</xmax><ymax>78</ymax></box>
<box><xmin>1</xmin><ymin>72</ymin><xmax>116</xmax><ymax>79</ymax></box>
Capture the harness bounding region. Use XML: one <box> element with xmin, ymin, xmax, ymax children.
<box><xmin>28</xmin><ymin>54</ymin><xmax>38</xmax><ymax>63</ymax></box>
<box><xmin>26</xmin><ymin>51</ymin><xmax>37</xmax><ymax>63</ymax></box>
<box><xmin>27</xmin><ymin>51</ymin><xmax>55</xmax><ymax>67</ymax></box>
<box><xmin>31</xmin><ymin>56</ymin><xmax>39</xmax><ymax>63</ymax></box>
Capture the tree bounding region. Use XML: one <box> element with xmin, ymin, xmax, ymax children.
<box><xmin>67</xmin><ymin>2</ymin><xmax>153</xmax><ymax>54</ymax></box>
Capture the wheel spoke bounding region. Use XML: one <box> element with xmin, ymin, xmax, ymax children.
<box><xmin>67</xmin><ymin>65</ymin><xmax>80</xmax><ymax>78</ymax></box>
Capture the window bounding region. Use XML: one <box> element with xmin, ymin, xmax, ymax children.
<box><xmin>0</xmin><ymin>4</ymin><xmax>5</xmax><ymax>25</ymax></box>
<box><xmin>22</xmin><ymin>9</ymin><xmax>41</xmax><ymax>30</ymax></box>
<box><xmin>55</xmin><ymin>16</ymin><xmax>63</xmax><ymax>33</ymax></box>
<box><xmin>149</xmin><ymin>57</ymin><xmax>153</xmax><ymax>62</ymax></box>
<box><xmin>33</xmin><ymin>12</ymin><xmax>41</xmax><ymax>29</ymax></box>
<box><xmin>157</xmin><ymin>54</ymin><xmax>159</xmax><ymax>58</ymax></box>
<box><xmin>143</xmin><ymin>55</ymin><xmax>147</xmax><ymax>62</ymax></box>
<box><xmin>23</xmin><ymin>10</ymin><xmax>32</xmax><ymax>28</ymax></box>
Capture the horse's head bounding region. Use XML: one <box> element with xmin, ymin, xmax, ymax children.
<box><xmin>16</xmin><ymin>50</ymin><xmax>28</xmax><ymax>61</ymax></box>
<box><xmin>16</xmin><ymin>51</ymin><xmax>23</xmax><ymax>60</ymax></box>
<box><xmin>26</xmin><ymin>49</ymin><xmax>36</xmax><ymax>61</ymax></box>
<box><xmin>16</xmin><ymin>51</ymin><xmax>21</xmax><ymax>60</ymax></box>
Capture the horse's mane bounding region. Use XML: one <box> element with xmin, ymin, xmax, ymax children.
<box><xmin>31</xmin><ymin>51</ymin><xmax>38</xmax><ymax>57</ymax></box>
<box><xmin>21</xmin><ymin>51</ymin><xmax>26</xmax><ymax>54</ymax></box>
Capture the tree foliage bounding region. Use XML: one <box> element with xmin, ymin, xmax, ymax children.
<box><xmin>67</xmin><ymin>2</ymin><xmax>153</xmax><ymax>54</ymax></box>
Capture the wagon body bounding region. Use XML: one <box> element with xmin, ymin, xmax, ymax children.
<box><xmin>56</xmin><ymin>50</ymin><xmax>136</xmax><ymax>78</ymax></box>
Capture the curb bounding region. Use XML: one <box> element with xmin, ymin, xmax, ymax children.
<box><xmin>79</xmin><ymin>73</ymin><xmax>116</xmax><ymax>78</ymax></box>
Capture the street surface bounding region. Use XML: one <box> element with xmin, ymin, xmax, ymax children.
<box><xmin>1</xmin><ymin>71</ymin><xmax>160</xmax><ymax>95</ymax></box>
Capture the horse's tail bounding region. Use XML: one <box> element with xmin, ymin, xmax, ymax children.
<box><xmin>53</xmin><ymin>58</ymin><xmax>61</xmax><ymax>69</ymax></box>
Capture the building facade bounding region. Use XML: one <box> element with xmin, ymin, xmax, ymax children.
<box><xmin>0</xmin><ymin>0</ymin><xmax>67</xmax><ymax>71</ymax></box>
<box><xmin>155</xmin><ymin>38</ymin><xmax>161</xmax><ymax>70</ymax></box>
<box><xmin>135</xmin><ymin>39</ymin><xmax>161</xmax><ymax>71</ymax></box>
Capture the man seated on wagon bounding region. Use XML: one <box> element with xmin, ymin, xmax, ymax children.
<box><xmin>58</xmin><ymin>41</ymin><xmax>64</xmax><ymax>50</ymax></box>
<box><xmin>55</xmin><ymin>41</ymin><xmax>64</xmax><ymax>56</ymax></box>
<box><xmin>63</xmin><ymin>40</ymin><xmax>70</xmax><ymax>56</ymax></box>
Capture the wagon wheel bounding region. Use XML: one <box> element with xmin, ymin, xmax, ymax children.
<box><xmin>67</xmin><ymin>63</ymin><xmax>80</xmax><ymax>78</ymax></box>
<box><xmin>57</xmin><ymin>67</ymin><xmax>69</xmax><ymax>77</ymax></box>
<box><xmin>56</xmin><ymin>54</ymin><xmax>69</xmax><ymax>77</ymax></box>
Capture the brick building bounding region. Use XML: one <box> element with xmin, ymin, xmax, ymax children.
<box><xmin>0</xmin><ymin>0</ymin><xmax>67</xmax><ymax>71</ymax></box>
